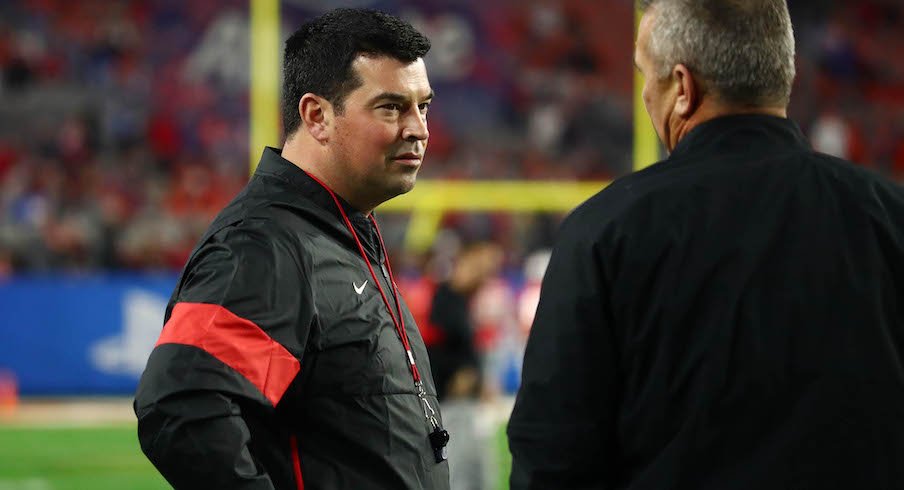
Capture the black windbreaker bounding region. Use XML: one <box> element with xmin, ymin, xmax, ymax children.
<box><xmin>508</xmin><ymin>115</ymin><xmax>904</xmax><ymax>489</ymax></box>
<box><xmin>135</xmin><ymin>148</ymin><xmax>450</xmax><ymax>489</ymax></box>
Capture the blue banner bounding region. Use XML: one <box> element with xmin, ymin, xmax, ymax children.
<box><xmin>0</xmin><ymin>274</ymin><xmax>177</xmax><ymax>395</ymax></box>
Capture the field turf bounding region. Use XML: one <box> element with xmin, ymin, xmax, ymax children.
<box><xmin>0</xmin><ymin>425</ymin><xmax>168</xmax><ymax>490</ymax></box>
<box><xmin>0</xmin><ymin>424</ymin><xmax>512</xmax><ymax>490</ymax></box>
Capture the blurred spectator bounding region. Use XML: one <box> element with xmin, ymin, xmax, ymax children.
<box><xmin>425</xmin><ymin>241</ymin><xmax>503</xmax><ymax>490</ymax></box>
<box><xmin>516</xmin><ymin>249</ymin><xmax>550</xmax><ymax>336</ymax></box>
<box><xmin>428</xmin><ymin>241</ymin><xmax>503</xmax><ymax>401</ymax></box>
<box><xmin>810</xmin><ymin>110</ymin><xmax>866</xmax><ymax>163</ymax></box>
<box><xmin>0</xmin><ymin>0</ymin><xmax>902</xmax><ymax>275</ymax></box>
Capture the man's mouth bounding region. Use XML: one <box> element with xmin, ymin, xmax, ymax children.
<box><xmin>391</xmin><ymin>153</ymin><xmax>422</xmax><ymax>166</ymax></box>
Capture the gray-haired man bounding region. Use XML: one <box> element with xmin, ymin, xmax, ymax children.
<box><xmin>508</xmin><ymin>1</ymin><xmax>904</xmax><ymax>488</ymax></box>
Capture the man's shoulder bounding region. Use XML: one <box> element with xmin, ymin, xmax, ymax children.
<box><xmin>786</xmin><ymin>151</ymin><xmax>904</xmax><ymax>215</ymax></box>
<box><xmin>562</xmin><ymin>161</ymin><xmax>673</xmax><ymax>237</ymax></box>
<box><xmin>563</xmin><ymin>150</ymin><xmax>904</xmax><ymax>240</ymax></box>
<box><xmin>187</xmin><ymin>192</ymin><xmax>334</xmax><ymax>272</ymax></box>
<box><xmin>808</xmin><ymin>151</ymin><xmax>903</xmax><ymax>190</ymax></box>
<box><xmin>206</xmin><ymin>180</ymin><xmax>335</xmax><ymax>242</ymax></box>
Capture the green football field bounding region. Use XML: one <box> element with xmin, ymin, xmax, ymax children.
<box><xmin>0</xmin><ymin>424</ymin><xmax>511</xmax><ymax>490</ymax></box>
<box><xmin>0</xmin><ymin>425</ymin><xmax>169</xmax><ymax>490</ymax></box>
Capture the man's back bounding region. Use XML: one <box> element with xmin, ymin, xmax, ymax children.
<box><xmin>509</xmin><ymin>115</ymin><xmax>904</xmax><ymax>489</ymax></box>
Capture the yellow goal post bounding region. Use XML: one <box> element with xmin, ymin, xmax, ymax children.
<box><xmin>248</xmin><ymin>1</ymin><xmax>659</xmax><ymax>252</ymax></box>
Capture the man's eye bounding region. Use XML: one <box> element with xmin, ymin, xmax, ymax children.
<box><xmin>381</xmin><ymin>103</ymin><xmax>403</xmax><ymax>111</ymax></box>
<box><xmin>418</xmin><ymin>102</ymin><xmax>431</xmax><ymax>113</ymax></box>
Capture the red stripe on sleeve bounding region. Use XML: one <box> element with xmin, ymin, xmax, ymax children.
<box><xmin>156</xmin><ymin>302</ymin><xmax>301</xmax><ymax>406</ymax></box>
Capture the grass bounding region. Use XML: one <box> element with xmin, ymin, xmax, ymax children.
<box><xmin>0</xmin><ymin>423</ymin><xmax>512</xmax><ymax>490</ymax></box>
<box><xmin>0</xmin><ymin>425</ymin><xmax>169</xmax><ymax>490</ymax></box>
<box><xmin>495</xmin><ymin>422</ymin><xmax>512</xmax><ymax>489</ymax></box>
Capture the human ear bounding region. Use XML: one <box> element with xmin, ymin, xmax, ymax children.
<box><xmin>299</xmin><ymin>93</ymin><xmax>332</xmax><ymax>143</ymax></box>
<box><xmin>672</xmin><ymin>64</ymin><xmax>698</xmax><ymax>118</ymax></box>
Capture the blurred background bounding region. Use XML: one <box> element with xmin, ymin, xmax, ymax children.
<box><xmin>0</xmin><ymin>0</ymin><xmax>903</xmax><ymax>488</ymax></box>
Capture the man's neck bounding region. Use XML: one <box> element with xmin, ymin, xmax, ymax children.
<box><xmin>281</xmin><ymin>137</ymin><xmax>374</xmax><ymax>215</ymax></box>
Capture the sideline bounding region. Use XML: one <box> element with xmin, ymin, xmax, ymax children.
<box><xmin>0</xmin><ymin>478</ymin><xmax>51</xmax><ymax>490</ymax></box>
<box><xmin>0</xmin><ymin>397</ymin><xmax>135</xmax><ymax>429</ymax></box>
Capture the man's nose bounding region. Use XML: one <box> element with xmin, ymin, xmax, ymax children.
<box><xmin>402</xmin><ymin>111</ymin><xmax>429</xmax><ymax>142</ymax></box>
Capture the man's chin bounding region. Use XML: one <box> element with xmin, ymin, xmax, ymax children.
<box><xmin>395</xmin><ymin>176</ymin><xmax>417</xmax><ymax>195</ymax></box>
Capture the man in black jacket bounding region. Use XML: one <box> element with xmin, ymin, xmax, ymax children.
<box><xmin>508</xmin><ymin>1</ymin><xmax>904</xmax><ymax>489</ymax></box>
<box><xmin>135</xmin><ymin>8</ymin><xmax>449</xmax><ymax>489</ymax></box>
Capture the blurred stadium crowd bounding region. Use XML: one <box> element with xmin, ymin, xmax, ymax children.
<box><xmin>0</xmin><ymin>0</ymin><xmax>903</xmax><ymax>275</ymax></box>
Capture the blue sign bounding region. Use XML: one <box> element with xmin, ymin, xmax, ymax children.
<box><xmin>0</xmin><ymin>274</ymin><xmax>177</xmax><ymax>395</ymax></box>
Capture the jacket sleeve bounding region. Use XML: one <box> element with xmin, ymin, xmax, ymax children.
<box><xmin>507</xmin><ymin>216</ymin><xmax>620</xmax><ymax>489</ymax></box>
<box><xmin>134</xmin><ymin>219</ymin><xmax>313</xmax><ymax>489</ymax></box>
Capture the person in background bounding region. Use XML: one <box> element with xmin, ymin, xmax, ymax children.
<box><xmin>509</xmin><ymin>0</ymin><xmax>904</xmax><ymax>488</ymax></box>
<box><xmin>428</xmin><ymin>241</ymin><xmax>503</xmax><ymax>401</ymax></box>
<box><xmin>427</xmin><ymin>241</ymin><xmax>502</xmax><ymax>490</ymax></box>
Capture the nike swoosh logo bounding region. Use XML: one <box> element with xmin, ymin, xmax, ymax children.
<box><xmin>354</xmin><ymin>280</ymin><xmax>368</xmax><ymax>295</ymax></box>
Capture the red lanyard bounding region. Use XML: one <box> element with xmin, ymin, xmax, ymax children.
<box><xmin>304</xmin><ymin>171</ymin><xmax>448</xmax><ymax>457</ymax></box>
<box><xmin>303</xmin><ymin>172</ymin><xmax>422</xmax><ymax>384</ymax></box>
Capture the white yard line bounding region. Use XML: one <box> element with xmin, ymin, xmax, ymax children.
<box><xmin>0</xmin><ymin>398</ymin><xmax>135</xmax><ymax>429</ymax></box>
<box><xmin>0</xmin><ymin>478</ymin><xmax>53</xmax><ymax>490</ymax></box>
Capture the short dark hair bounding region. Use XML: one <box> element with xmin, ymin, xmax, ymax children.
<box><xmin>282</xmin><ymin>8</ymin><xmax>431</xmax><ymax>138</ymax></box>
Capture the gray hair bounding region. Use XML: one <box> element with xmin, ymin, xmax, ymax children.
<box><xmin>638</xmin><ymin>0</ymin><xmax>796</xmax><ymax>107</ymax></box>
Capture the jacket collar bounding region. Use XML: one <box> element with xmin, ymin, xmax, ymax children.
<box><xmin>668</xmin><ymin>114</ymin><xmax>810</xmax><ymax>163</ymax></box>
<box><xmin>252</xmin><ymin>147</ymin><xmax>384</xmax><ymax>261</ymax></box>
<box><xmin>254</xmin><ymin>147</ymin><xmax>369</xmax><ymax>218</ymax></box>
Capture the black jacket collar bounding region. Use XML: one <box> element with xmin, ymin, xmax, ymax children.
<box><xmin>254</xmin><ymin>147</ymin><xmax>368</xmax><ymax>219</ymax></box>
<box><xmin>668</xmin><ymin>114</ymin><xmax>810</xmax><ymax>163</ymax></box>
<box><xmin>253</xmin><ymin>147</ymin><xmax>384</xmax><ymax>262</ymax></box>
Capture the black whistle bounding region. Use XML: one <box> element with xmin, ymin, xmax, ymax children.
<box><xmin>429</xmin><ymin>428</ymin><xmax>450</xmax><ymax>463</ymax></box>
